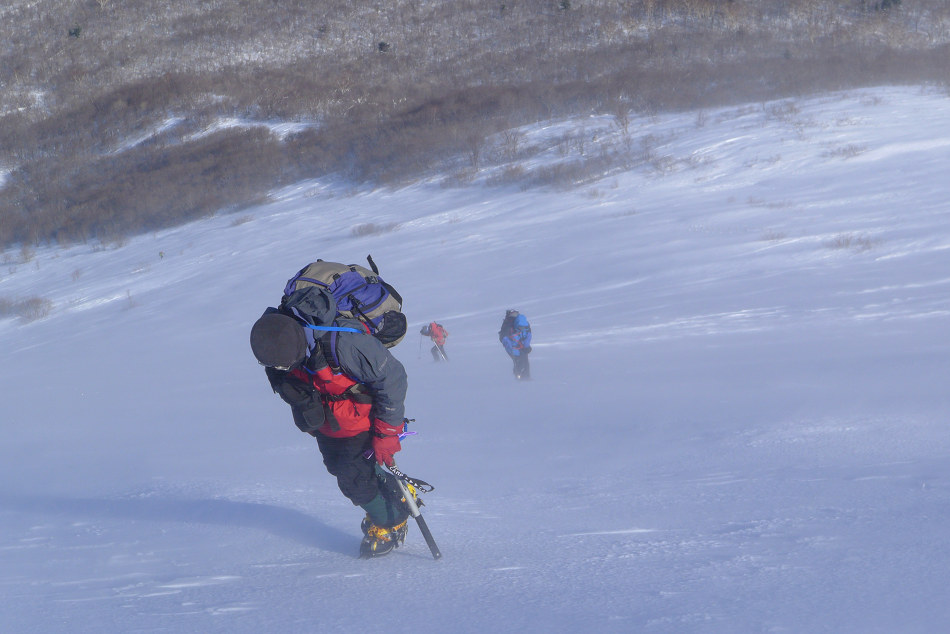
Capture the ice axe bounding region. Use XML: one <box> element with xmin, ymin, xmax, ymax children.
<box><xmin>376</xmin><ymin>462</ymin><xmax>442</xmax><ymax>560</ymax></box>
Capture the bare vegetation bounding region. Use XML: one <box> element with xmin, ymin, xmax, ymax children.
<box><xmin>2</xmin><ymin>0</ymin><xmax>949</xmax><ymax>248</ymax></box>
<box><xmin>825</xmin><ymin>232</ymin><xmax>879</xmax><ymax>251</ymax></box>
<box><xmin>0</xmin><ymin>296</ymin><xmax>54</xmax><ymax>322</ymax></box>
<box><xmin>350</xmin><ymin>222</ymin><xmax>399</xmax><ymax>237</ymax></box>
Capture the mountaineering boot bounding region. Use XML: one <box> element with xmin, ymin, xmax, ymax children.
<box><xmin>359</xmin><ymin>518</ymin><xmax>409</xmax><ymax>558</ymax></box>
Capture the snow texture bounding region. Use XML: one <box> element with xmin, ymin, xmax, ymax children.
<box><xmin>2</xmin><ymin>87</ymin><xmax>950</xmax><ymax>633</ymax></box>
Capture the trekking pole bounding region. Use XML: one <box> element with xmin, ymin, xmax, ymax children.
<box><xmin>378</xmin><ymin>462</ymin><xmax>442</xmax><ymax>560</ymax></box>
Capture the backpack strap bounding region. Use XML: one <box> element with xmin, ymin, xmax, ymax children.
<box><xmin>366</xmin><ymin>254</ymin><xmax>404</xmax><ymax>306</ymax></box>
<box><xmin>301</xmin><ymin>323</ymin><xmax>359</xmax><ymax>370</ymax></box>
<box><xmin>366</xmin><ymin>254</ymin><xmax>380</xmax><ymax>274</ymax></box>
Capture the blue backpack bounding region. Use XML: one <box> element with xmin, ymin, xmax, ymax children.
<box><xmin>282</xmin><ymin>255</ymin><xmax>406</xmax><ymax>347</ymax></box>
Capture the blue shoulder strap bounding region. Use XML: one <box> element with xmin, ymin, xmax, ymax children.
<box><xmin>302</xmin><ymin>324</ymin><xmax>362</xmax><ymax>333</ymax></box>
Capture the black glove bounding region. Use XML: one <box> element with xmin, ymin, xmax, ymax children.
<box><xmin>273</xmin><ymin>372</ymin><xmax>317</xmax><ymax>409</ymax></box>
<box><xmin>264</xmin><ymin>366</ymin><xmax>288</xmax><ymax>393</ymax></box>
<box><xmin>268</xmin><ymin>369</ymin><xmax>327</xmax><ymax>433</ymax></box>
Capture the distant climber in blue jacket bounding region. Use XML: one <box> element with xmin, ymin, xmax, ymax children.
<box><xmin>498</xmin><ymin>309</ymin><xmax>532</xmax><ymax>380</ymax></box>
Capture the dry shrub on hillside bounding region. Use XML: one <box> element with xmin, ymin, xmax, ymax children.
<box><xmin>1</xmin><ymin>0</ymin><xmax>949</xmax><ymax>248</ymax></box>
<box><xmin>0</xmin><ymin>296</ymin><xmax>54</xmax><ymax>323</ymax></box>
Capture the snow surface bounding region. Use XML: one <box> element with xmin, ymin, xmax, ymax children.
<box><xmin>2</xmin><ymin>86</ymin><xmax>950</xmax><ymax>633</ymax></box>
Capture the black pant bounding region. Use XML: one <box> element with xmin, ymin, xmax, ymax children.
<box><xmin>313</xmin><ymin>432</ymin><xmax>407</xmax><ymax>525</ymax></box>
<box><xmin>512</xmin><ymin>352</ymin><xmax>530</xmax><ymax>378</ymax></box>
<box><xmin>313</xmin><ymin>432</ymin><xmax>379</xmax><ymax>506</ymax></box>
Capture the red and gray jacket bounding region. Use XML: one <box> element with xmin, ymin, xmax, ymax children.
<box><xmin>268</xmin><ymin>315</ymin><xmax>408</xmax><ymax>439</ymax></box>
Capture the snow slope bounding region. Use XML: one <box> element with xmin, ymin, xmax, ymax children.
<box><xmin>2</xmin><ymin>86</ymin><xmax>950</xmax><ymax>633</ymax></box>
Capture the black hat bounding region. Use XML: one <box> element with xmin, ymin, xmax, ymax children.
<box><xmin>250</xmin><ymin>312</ymin><xmax>307</xmax><ymax>369</ymax></box>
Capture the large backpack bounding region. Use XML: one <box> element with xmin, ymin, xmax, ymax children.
<box><xmin>282</xmin><ymin>255</ymin><xmax>407</xmax><ymax>348</ymax></box>
<box><xmin>498</xmin><ymin>309</ymin><xmax>519</xmax><ymax>342</ymax></box>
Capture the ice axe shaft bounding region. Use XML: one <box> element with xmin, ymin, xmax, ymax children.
<box><xmin>395</xmin><ymin>476</ymin><xmax>442</xmax><ymax>560</ymax></box>
<box><xmin>378</xmin><ymin>462</ymin><xmax>441</xmax><ymax>560</ymax></box>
